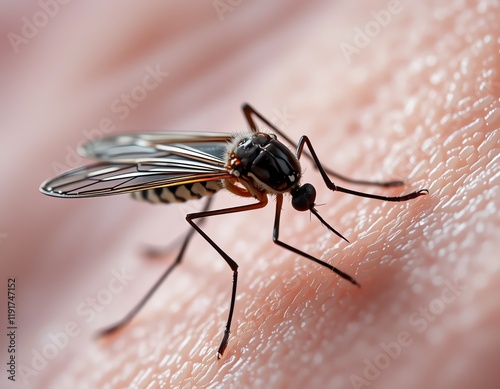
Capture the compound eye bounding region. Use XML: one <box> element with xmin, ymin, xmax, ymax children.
<box><xmin>291</xmin><ymin>183</ymin><xmax>316</xmax><ymax>211</ymax></box>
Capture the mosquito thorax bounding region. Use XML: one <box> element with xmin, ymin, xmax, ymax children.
<box><xmin>226</xmin><ymin>132</ymin><xmax>301</xmax><ymax>193</ymax></box>
<box><xmin>291</xmin><ymin>183</ymin><xmax>316</xmax><ymax>211</ymax></box>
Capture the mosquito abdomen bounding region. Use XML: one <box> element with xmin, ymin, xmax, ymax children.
<box><xmin>131</xmin><ymin>180</ymin><xmax>222</xmax><ymax>204</ymax></box>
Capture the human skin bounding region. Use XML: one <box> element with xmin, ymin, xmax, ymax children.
<box><xmin>2</xmin><ymin>1</ymin><xmax>498</xmax><ymax>388</ymax></box>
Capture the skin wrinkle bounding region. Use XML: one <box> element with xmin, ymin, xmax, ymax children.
<box><xmin>1</xmin><ymin>0</ymin><xmax>496</xmax><ymax>388</ymax></box>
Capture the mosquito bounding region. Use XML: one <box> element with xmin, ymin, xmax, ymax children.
<box><xmin>40</xmin><ymin>103</ymin><xmax>428</xmax><ymax>358</ymax></box>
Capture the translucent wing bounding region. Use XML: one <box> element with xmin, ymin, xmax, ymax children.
<box><xmin>79</xmin><ymin>132</ymin><xmax>233</xmax><ymax>161</ymax></box>
<box><xmin>40</xmin><ymin>132</ymin><xmax>235</xmax><ymax>198</ymax></box>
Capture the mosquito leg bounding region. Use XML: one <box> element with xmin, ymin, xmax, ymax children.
<box><xmin>272</xmin><ymin>194</ymin><xmax>359</xmax><ymax>286</ymax></box>
<box><xmin>242</xmin><ymin>103</ymin><xmax>405</xmax><ymax>187</ymax></box>
<box><xmin>242</xmin><ymin>103</ymin><xmax>297</xmax><ymax>145</ymax></box>
<box><xmin>144</xmin><ymin>198</ymin><xmax>213</xmax><ymax>258</ymax></box>
<box><xmin>186</xmin><ymin>195</ymin><xmax>268</xmax><ymax>358</ymax></box>
<box><xmin>295</xmin><ymin>135</ymin><xmax>429</xmax><ymax>202</ymax></box>
<box><xmin>99</xmin><ymin>196</ymin><xmax>214</xmax><ymax>337</ymax></box>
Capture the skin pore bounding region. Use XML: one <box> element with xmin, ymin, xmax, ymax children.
<box><xmin>4</xmin><ymin>1</ymin><xmax>498</xmax><ymax>388</ymax></box>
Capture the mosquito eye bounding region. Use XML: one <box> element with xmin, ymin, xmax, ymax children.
<box><xmin>291</xmin><ymin>183</ymin><xmax>316</xmax><ymax>211</ymax></box>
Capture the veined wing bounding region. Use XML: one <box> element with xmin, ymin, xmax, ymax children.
<box><xmin>40</xmin><ymin>132</ymin><xmax>235</xmax><ymax>198</ymax></box>
<box><xmin>79</xmin><ymin>132</ymin><xmax>234</xmax><ymax>162</ymax></box>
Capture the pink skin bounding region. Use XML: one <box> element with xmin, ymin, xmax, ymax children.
<box><xmin>2</xmin><ymin>1</ymin><xmax>499</xmax><ymax>388</ymax></box>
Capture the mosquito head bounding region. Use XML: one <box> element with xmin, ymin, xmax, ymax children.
<box><xmin>291</xmin><ymin>183</ymin><xmax>316</xmax><ymax>212</ymax></box>
<box><xmin>292</xmin><ymin>183</ymin><xmax>350</xmax><ymax>243</ymax></box>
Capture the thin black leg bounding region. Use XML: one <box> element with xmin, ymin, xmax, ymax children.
<box><xmin>295</xmin><ymin>135</ymin><xmax>429</xmax><ymax>202</ymax></box>
<box><xmin>242</xmin><ymin>103</ymin><xmax>405</xmax><ymax>187</ymax></box>
<box><xmin>186</xmin><ymin>196</ymin><xmax>269</xmax><ymax>358</ymax></box>
<box><xmin>272</xmin><ymin>194</ymin><xmax>359</xmax><ymax>286</ymax></box>
<box><xmin>143</xmin><ymin>201</ymin><xmax>213</xmax><ymax>258</ymax></box>
<box><xmin>99</xmin><ymin>196</ymin><xmax>214</xmax><ymax>337</ymax></box>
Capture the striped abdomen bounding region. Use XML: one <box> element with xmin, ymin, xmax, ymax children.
<box><xmin>131</xmin><ymin>180</ymin><xmax>222</xmax><ymax>204</ymax></box>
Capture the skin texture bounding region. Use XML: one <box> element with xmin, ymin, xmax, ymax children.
<box><xmin>1</xmin><ymin>1</ymin><xmax>499</xmax><ymax>388</ymax></box>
